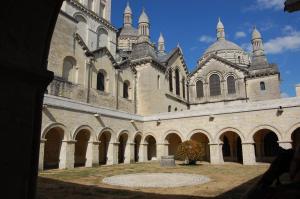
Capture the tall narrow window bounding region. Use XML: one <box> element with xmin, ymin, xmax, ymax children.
<box><xmin>169</xmin><ymin>70</ymin><xmax>173</xmax><ymax>92</ymax></box>
<box><xmin>97</xmin><ymin>72</ymin><xmax>105</xmax><ymax>91</ymax></box>
<box><xmin>227</xmin><ymin>76</ymin><xmax>236</xmax><ymax>94</ymax></box>
<box><xmin>260</xmin><ymin>81</ymin><xmax>266</xmax><ymax>91</ymax></box>
<box><xmin>157</xmin><ymin>75</ymin><xmax>160</xmax><ymax>89</ymax></box>
<box><xmin>182</xmin><ymin>78</ymin><xmax>186</xmax><ymax>99</ymax></box>
<box><xmin>97</xmin><ymin>28</ymin><xmax>108</xmax><ymax>48</ymax></box>
<box><xmin>123</xmin><ymin>81</ymin><xmax>130</xmax><ymax>99</ymax></box>
<box><xmin>62</xmin><ymin>56</ymin><xmax>76</xmax><ymax>82</ymax></box>
<box><xmin>175</xmin><ymin>69</ymin><xmax>180</xmax><ymax>96</ymax></box>
<box><xmin>168</xmin><ymin>105</ymin><xmax>171</xmax><ymax>112</ymax></box>
<box><xmin>196</xmin><ymin>80</ymin><xmax>204</xmax><ymax>98</ymax></box>
<box><xmin>209</xmin><ymin>74</ymin><xmax>221</xmax><ymax>96</ymax></box>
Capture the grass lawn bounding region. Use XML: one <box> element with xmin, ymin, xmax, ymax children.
<box><xmin>38</xmin><ymin>162</ymin><xmax>269</xmax><ymax>199</ymax></box>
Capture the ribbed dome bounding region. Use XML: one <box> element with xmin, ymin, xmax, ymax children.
<box><xmin>252</xmin><ymin>27</ymin><xmax>262</xmax><ymax>40</ymax></box>
<box><xmin>139</xmin><ymin>10</ymin><xmax>149</xmax><ymax>23</ymax></box>
<box><xmin>204</xmin><ymin>39</ymin><xmax>243</xmax><ymax>55</ymax></box>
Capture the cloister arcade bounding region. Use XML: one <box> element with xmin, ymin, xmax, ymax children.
<box><xmin>39</xmin><ymin>120</ymin><xmax>300</xmax><ymax>170</ymax></box>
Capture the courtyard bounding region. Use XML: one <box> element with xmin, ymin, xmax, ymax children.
<box><xmin>38</xmin><ymin>162</ymin><xmax>269</xmax><ymax>199</ymax></box>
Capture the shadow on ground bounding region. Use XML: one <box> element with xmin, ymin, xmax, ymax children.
<box><xmin>37</xmin><ymin>175</ymin><xmax>261</xmax><ymax>199</ymax></box>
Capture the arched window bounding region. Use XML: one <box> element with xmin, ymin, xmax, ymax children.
<box><xmin>123</xmin><ymin>81</ymin><xmax>130</xmax><ymax>99</ymax></box>
<box><xmin>182</xmin><ymin>78</ymin><xmax>186</xmax><ymax>99</ymax></box>
<box><xmin>227</xmin><ymin>76</ymin><xmax>236</xmax><ymax>94</ymax></box>
<box><xmin>97</xmin><ymin>71</ymin><xmax>105</xmax><ymax>91</ymax></box>
<box><xmin>168</xmin><ymin>105</ymin><xmax>171</xmax><ymax>112</ymax></box>
<box><xmin>175</xmin><ymin>69</ymin><xmax>180</xmax><ymax>96</ymax></box>
<box><xmin>209</xmin><ymin>74</ymin><xmax>221</xmax><ymax>96</ymax></box>
<box><xmin>238</xmin><ymin>56</ymin><xmax>241</xmax><ymax>64</ymax></box>
<box><xmin>169</xmin><ymin>70</ymin><xmax>173</xmax><ymax>92</ymax></box>
<box><xmin>97</xmin><ymin>28</ymin><xmax>108</xmax><ymax>48</ymax></box>
<box><xmin>260</xmin><ymin>82</ymin><xmax>266</xmax><ymax>91</ymax></box>
<box><xmin>62</xmin><ymin>57</ymin><xmax>76</xmax><ymax>82</ymax></box>
<box><xmin>174</xmin><ymin>107</ymin><xmax>178</xmax><ymax>112</ymax></box>
<box><xmin>196</xmin><ymin>80</ymin><xmax>204</xmax><ymax>98</ymax></box>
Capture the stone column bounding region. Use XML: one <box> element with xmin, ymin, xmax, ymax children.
<box><xmin>278</xmin><ymin>141</ymin><xmax>293</xmax><ymax>149</ymax></box>
<box><xmin>38</xmin><ymin>139</ymin><xmax>47</xmax><ymax>171</ymax></box>
<box><xmin>157</xmin><ymin>142</ymin><xmax>169</xmax><ymax>160</ymax></box>
<box><xmin>107</xmin><ymin>142</ymin><xmax>119</xmax><ymax>165</ymax></box>
<box><xmin>209</xmin><ymin>144</ymin><xmax>224</xmax><ymax>164</ymax></box>
<box><xmin>124</xmin><ymin>142</ymin><xmax>135</xmax><ymax>164</ymax></box>
<box><xmin>139</xmin><ymin>142</ymin><xmax>148</xmax><ymax>162</ymax></box>
<box><xmin>242</xmin><ymin>143</ymin><xmax>256</xmax><ymax>165</ymax></box>
<box><xmin>86</xmin><ymin>141</ymin><xmax>100</xmax><ymax>167</ymax></box>
<box><xmin>59</xmin><ymin>140</ymin><xmax>76</xmax><ymax>169</ymax></box>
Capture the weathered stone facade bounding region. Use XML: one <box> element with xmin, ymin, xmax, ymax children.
<box><xmin>39</xmin><ymin>0</ymin><xmax>300</xmax><ymax>170</ymax></box>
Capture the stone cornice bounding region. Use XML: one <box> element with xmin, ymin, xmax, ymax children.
<box><xmin>67</xmin><ymin>0</ymin><xmax>117</xmax><ymax>32</ymax></box>
<box><xmin>44</xmin><ymin>95</ymin><xmax>300</xmax><ymax>122</ymax></box>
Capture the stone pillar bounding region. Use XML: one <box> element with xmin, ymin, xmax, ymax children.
<box><xmin>38</xmin><ymin>139</ymin><xmax>46</xmax><ymax>171</ymax></box>
<box><xmin>139</xmin><ymin>142</ymin><xmax>148</xmax><ymax>162</ymax></box>
<box><xmin>278</xmin><ymin>141</ymin><xmax>293</xmax><ymax>149</ymax></box>
<box><xmin>209</xmin><ymin>144</ymin><xmax>224</xmax><ymax>164</ymax></box>
<box><xmin>242</xmin><ymin>143</ymin><xmax>256</xmax><ymax>165</ymax></box>
<box><xmin>86</xmin><ymin>141</ymin><xmax>100</xmax><ymax>167</ymax></box>
<box><xmin>59</xmin><ymin>140</ymin><xmax>76</xmax><ymax>169</ymax></box>
<box><xmin>157</xmin><ymin>142</ymin><xmax>169</xmax><ymax>160</ymax></box>
<box><xmin>124</xmin><ymin>142</ymin><xmax>135</xmax><ymax>164</ymax></box>
<box><xmin>107</xmin><ymin>142</ymin><xmax>118</xmax><ymax>165</ymax></box>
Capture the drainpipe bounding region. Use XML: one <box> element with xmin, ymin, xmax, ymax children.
<box><xmin>134</xmin><ymin>73</ymin><xmax>137</xmax><ymax>114</ymax></box>
<box><xmin>86</xmin><ymin>57</ymin><xmax>93</xmax><ymax>103</ymax></box>
<box><xmin>115</xmin><ymin>69</ymin><xmax>120</xmax><ymax>110</ymax></box>
<box><xmin>244</xmin><ymin>77</ymin><xmax>248</xmax><ymax>102</ymax></box>
<box><xmin>187</xmin><ymin>81</ymin><xmax>190</xmax><ymax>110</ymax></box>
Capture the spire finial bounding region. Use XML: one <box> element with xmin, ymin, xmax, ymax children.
<box><xmin>217</xmin><ymin>17</ymin><xmax>225</xmax><ymax>40</ymax></box>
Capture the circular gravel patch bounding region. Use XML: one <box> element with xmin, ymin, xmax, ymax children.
<box><xmin>102</xmin><ymin>173</ymin><xmax>211</xmax><ymax>188</ymax></box>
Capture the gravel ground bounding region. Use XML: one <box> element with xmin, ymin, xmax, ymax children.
<box><xmin>102</xmin><ymin>173</ymin><xmax>211</xmax><ymax>188</ymax></box>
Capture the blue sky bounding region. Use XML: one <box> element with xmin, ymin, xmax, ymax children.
<box><xmin>111</xmin><ymin>0</ymin><xmax>300</xmax><ymax>97</ymax></box>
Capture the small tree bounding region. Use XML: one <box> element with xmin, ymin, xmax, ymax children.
<box><xmin>175</xmin><ymin>140</ymin><xmax>204</xmax><ymax>165</ymax></box>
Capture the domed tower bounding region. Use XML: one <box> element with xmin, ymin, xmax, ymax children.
<box><xmin>252</xmin><ymin>27</ymin><xmax>265</xmax><ymax>57</ymax></box>
<box><xmin>138</xmin><ymin>9</ymin><xmax>150</xmax><ymax>43</ymax></box>
<box><xmin>217</xmin><ymin>18</ymin><xmax>225</xmax><ymax>41</ymax></box>
<box><xmin>124</xmin><ymin>2</ymin><xmax>132</xmax><ymax>27</ymax></box>
<box><xmin>158</xmin><ymin>33</ymin><xmax>165</xmax><ymax>54</ymax></box>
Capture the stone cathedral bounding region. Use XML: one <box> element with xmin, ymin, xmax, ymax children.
<box><xmin>40</xmin><ymin>0</ymin><xmax>300</xmax><ymax>170</ymax></box>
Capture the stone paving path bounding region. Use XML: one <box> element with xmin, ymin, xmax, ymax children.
<box><xmin>102</xmin><ymin>173</ymin><xmax>211</xmax><ymax>188</ymax></box>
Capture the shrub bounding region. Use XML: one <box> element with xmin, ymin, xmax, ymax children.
<box><xmin>175</xmin><ymin>140</ymin><xmax>204</xmax><ymax>165</ymax></box>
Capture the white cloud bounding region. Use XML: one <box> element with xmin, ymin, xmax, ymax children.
<box><xmin>198</xmin><ymin>35</ymin><xmax>215</xmax><ymax>43</ymax></box>
<box><xmin>264</xmin><ymin>30</ymin><xmax>300</xmax><ymax>54</ymax></box>
<box><xmin>256</xmin><ymin>0</ymin><xmax>285</xmax><ymax>10</ymax></box>
<box><xmin>281</xmin><ymin>92</ymin><xmax>290</xmax><ymax>98</ymax></box>
<box><xmin>235</xmin><ymin>31</ymin><xmax>246</xmax><ymax>39</ymax></box>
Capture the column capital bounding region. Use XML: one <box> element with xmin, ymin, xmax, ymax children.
<box><xmin>278</xmin><ymin>140</ymin><xmax>293</xmax><ymax>144</ymax></box>
<box><xmin>62</xmin><ymin>140</ymin><xmax>77</xmax><ymax>144</ymax></box>
<box><xmin>40</xmin><ymin>139</ymin><xmax>47</xmax><ymax>143</ymax></box>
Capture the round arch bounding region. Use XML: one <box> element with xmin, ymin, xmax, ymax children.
<box><xmin>116</xmin><ymin>130</ymin><xmax>130</xmax><ymax>143</ymax></box>
<box><xmin>187</xmin><ymin>129</ymin><xmax>213</xmax><ymax>143</ymax></box>
<box><xmin>215</xmin><ymin>127</ymin><xmax>245</xmax><ymax>143</ymax></box>
<box><xmin>206</xmin><ymin>71</ymin><xmax>224</xmax><ymax>82</ymax></box>
<box><xmin>98</xmin><ymin>127</ymin><xmax>116</xmax><ymax>142</ymax></box>
<box><xmin>287</xmin><ymin>122</ymin><xmax>300</xmax><ymax>141</ymax></box>
<box><xmin>248</xmin><ymin>125</ymin><xmax>282</xmax><ymax>143</ymax></box>
<box><xmin>162</xmin><ymin>130</ymin><xmax>185</xmax><ymax>143</ymax></box>
<box><xmin>142</xmin><ymin>133</ymin><xmax>158</xmax><ymax>144</ymax></box>
<box><xmin>72</xmin><ymin>125</ymin><xmax>97</xmax><ymax>142</ymax></box>
<box><xmin>73</xmin><ymin>12</ymin><xmax>87</xmax><ymax>23</ymax></box>
<box><xmin>41</xmin><ymin>122</ymin><xmax>69</xmax><ymax>141</ymax></box>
